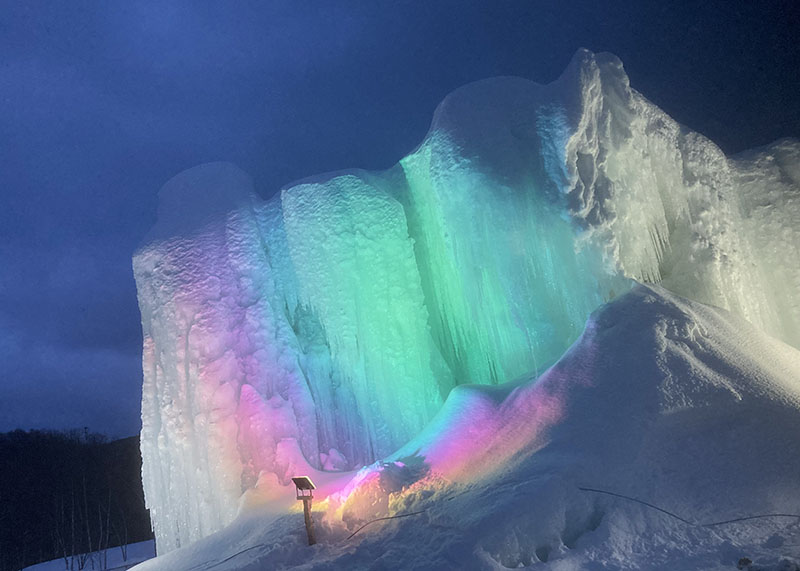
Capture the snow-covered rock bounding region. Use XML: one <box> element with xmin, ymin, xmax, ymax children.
<box><xmin>133</xmin><ymin>49</ymin><xmax>800</xmax><ymax>553</ymax></box>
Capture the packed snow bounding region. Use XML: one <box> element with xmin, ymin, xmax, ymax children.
<box><xmin>132</xmin><ymin>48</ymin><xmax>800</xmax><ymax>564</ymax></box>
<box><xmin>23</xmin><ymin>540</ymin><xmax>155</xmax><ymax>571</ymax></box>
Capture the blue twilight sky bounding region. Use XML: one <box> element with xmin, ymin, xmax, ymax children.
<box><xmin>0</xmin><ymin>1</ymin><xmax>798</xmax><ymax>437</ymax></box>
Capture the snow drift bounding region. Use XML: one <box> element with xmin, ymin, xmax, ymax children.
<box><xmin>132</xmin><ymin>49</ymin><xmax>800</xmax><ymax>552</ymax></box>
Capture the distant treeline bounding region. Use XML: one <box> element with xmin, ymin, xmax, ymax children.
<box><xmin>0</xmin><ymin>429</ymin><xmax>154</xmax><ymax>571</ymax></box>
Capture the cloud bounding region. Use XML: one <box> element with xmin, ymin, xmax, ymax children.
<box><xmin>0</xmin><ymin>321</ymin><xmax>142</xmax><ymax>437</ymax></box>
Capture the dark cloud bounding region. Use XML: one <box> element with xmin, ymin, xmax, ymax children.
<box><xmin>0</xmin><ymin>334</ymin><xmax>140</xmax><ymax>436</ymax></box>
<box><xmin>1</xmin><ymin>0</ymin><xmax>798</xmax><ymax>437</ymax></box>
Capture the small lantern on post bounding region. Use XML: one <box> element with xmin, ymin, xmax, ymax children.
<box><xmin>291</xmin><ymin>476</ymin><xmax>317</xmax><ymax>546</ymax></box>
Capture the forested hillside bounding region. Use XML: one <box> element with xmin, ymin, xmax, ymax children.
<box><xmin>0</xmin><ymin>430</ymin><xmax>153</xmax><ymax>571</ymax></box>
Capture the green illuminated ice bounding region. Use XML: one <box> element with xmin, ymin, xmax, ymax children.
<box><xmin>280</xmin><ymin>143</ymin><xmax>627</xmax><ymax>464</ymax></box>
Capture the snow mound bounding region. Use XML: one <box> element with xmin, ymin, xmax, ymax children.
<box><xmin>133</xmin><ymin>48</ymin><xmax>800</xmax><ymax>552</ymax></box>
<box><xmin>134</xmin><ymin>285</ymin><xmax>800</xmax><ymax>570</ymax></box>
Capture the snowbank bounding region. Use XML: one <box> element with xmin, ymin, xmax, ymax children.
<box><xmin>24</xmin><ymin>540</ymin><xmax>155</xmax><ymax>571</ymax></box>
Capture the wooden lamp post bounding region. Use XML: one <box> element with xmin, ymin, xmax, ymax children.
<box><xmin>291</xmin><ymin>476</ymin><xmax>317</xmax><ymax>546</ymax></box>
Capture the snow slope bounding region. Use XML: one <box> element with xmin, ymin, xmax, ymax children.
<box><xmin>23</xmin><ymin>540</ymin><xmax>155</xmax><ymax>571</ymax></box>
<box><xmin>134</xmin><ymin>285</ymin><xmax>800</xmax><ymax>570</ymax></box>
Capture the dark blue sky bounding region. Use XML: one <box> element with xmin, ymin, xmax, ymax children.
<box><xmin>1</xmin><ymin>0</ymin><xmax>798</xmax><ymax>438</ymax></box>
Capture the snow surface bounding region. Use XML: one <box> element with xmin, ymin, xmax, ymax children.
<box><xmin>132</xmin><ymin>48</ymin><xmax>800</xmax><ymax>555</ymax></box>
<box><xmin>23</xmin><ymin>540</ymin><xmax>155</xmax><ymax>571</ymax></box>
<box><xmin>133</xmin><ymin>286</ymin><xmax>800</xmax><ymax>570</ymax></box>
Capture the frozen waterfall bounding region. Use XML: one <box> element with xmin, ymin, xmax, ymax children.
<box><xmin>133</xmin><ymin>49</ymin><xmax>800</xmax><ymax>552</ymax></box>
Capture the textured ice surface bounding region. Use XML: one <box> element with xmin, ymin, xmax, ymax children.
<box><xmin>133</xmin><ymin>50</ymin><xmax>800</xmax><ymax>551</ymax></box>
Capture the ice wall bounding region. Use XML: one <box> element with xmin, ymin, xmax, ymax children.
<box><xmin>134</xmin><ymin>49</ymin><xmax>800</xmax><ymax>552</ymax></box>
<box><xmin>563</xmin><ymin>53</ymin><xmax>800</xmax><ymax>343</ymax></box>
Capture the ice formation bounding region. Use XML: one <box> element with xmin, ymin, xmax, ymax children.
<box><xmin>136</xmin><ymin>285</ymin><xmax>800</xmax><ymax>570</ymax></box>
<box><xmin>133</xmin><ymin>49</ymin><xmax>800</xmax><ymax>551</ymax></box>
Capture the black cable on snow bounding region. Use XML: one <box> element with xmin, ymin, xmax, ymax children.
<box><xmin>578</xmin><ymin>487</ymin><xmax>696</xmax><ymax>525</ymax></box>
<box><xmin>346</xmin><ymin>509</ymin><xmax>428</xmax><ymax>540</ymax></box>
<box><xmin>578</xmin><ymin>486</ymin><xmax>800</xmax><ymax>528</ymax></box>
<box><xmin>204</xmin><ymin>544</ymin><xmax>266</xmax><ymax>569</ymax></box>
<box><xmin>704</xmin><ymin>514</ymin><xmax>800</xmax><ymax>527</ymax></box>
<box><xmin>341</xmin><ymin>487</ymin><xmax>478</xmax><ymax>542</ymax></box>
<box><xmin>192</xmin><ymin>506</ymin><xmax>431</xmax><ymax>568</ymax></box>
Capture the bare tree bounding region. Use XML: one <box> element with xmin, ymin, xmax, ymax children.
<box><xmin>111</xmin><ymin>499</ymin><xmax>130</xmax><ymax>562</ymax></box>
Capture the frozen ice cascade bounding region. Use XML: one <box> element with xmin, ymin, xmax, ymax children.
<box><xmin>133</xmin><ymin>49</ymin><xmax>800</xmax><ymax>552</ymax></box>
